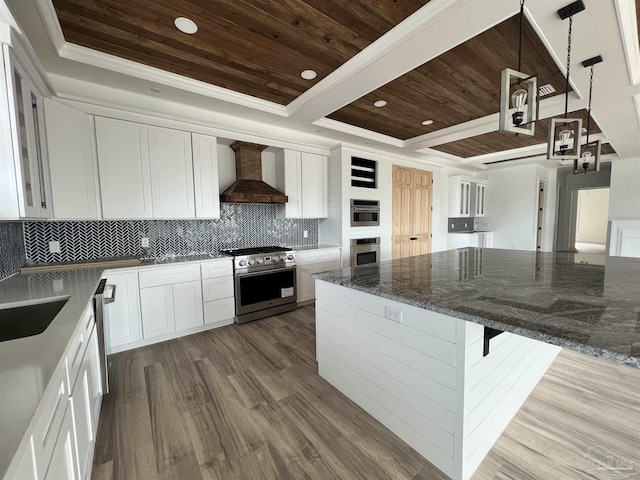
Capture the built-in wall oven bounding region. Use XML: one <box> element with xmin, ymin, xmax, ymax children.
<box><xmin>351</xmin><ymin>237</ymin><xmax>380</xmax><ymax>266</ymax></box>
<box><xmin>351</xmin><ymin>200</ymin><xmax>380</xmax><ymax>227</ymax></box>
<box><xmin>222</xmin><ymin>246</ymin><xmax>297</xmax><ymax>324</ymax></box>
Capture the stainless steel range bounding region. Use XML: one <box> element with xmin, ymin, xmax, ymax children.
<box><xmin>221</xmin><ymin>246</ymin><xmax>297</xmax><ymax>324</ymax></box>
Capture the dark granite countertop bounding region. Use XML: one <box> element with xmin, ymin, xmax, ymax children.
<box><xmin>314</xmin><ymin>248</ymin><xmax>640</xmax><ymax>368</ymax></box>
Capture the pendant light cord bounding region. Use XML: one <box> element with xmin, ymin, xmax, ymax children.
<box><xmin>585</xmin><ymin>65</ymin><xmax>594</xmax><ymax>146</ymax></box>
<box><xmin>564</xmin><ymin>16</ymin><xmax>572</xmax><ymax>118</ymax></box>
<box><xmin>518</xmin><ymin>0</ymin><xmax>525</xmax><ymax>72</ymax></box>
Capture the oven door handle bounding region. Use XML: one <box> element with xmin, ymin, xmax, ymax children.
<box><xmin>235</xmin><ymin>265</ymin><xmax>296</xmax><ymax>278</ymax></box>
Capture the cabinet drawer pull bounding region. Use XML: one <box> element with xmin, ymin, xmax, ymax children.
<box><xmin>85</xmin><ymin>312</ymin><xmax>94</xmax><ymax>331</ymax></box>
<box><xmin>71</xmin><ymin>334</ymin><xmax>84</xmax><ymax>366</ymax></box>
<box><xmin>410</xmin><ymin>237</ymin><xmax>418</xmax><ymax>241</ymax></box>
<box><xmin>42</xmin><ymin>383</ymin><xmax>65</xmax><ymax>446</ymax></box>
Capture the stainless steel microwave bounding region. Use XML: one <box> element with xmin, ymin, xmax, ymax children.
<box><xmin>351</xmin><ymin>199</ymin><xmax>380</xmax><ymax>227</ymax></box>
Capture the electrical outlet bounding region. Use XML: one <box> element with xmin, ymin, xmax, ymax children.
<box><xmin>303</xmin><ymin>230</ymin><xmax>308</xmax><ymax>238</ymax></box>
<box><xmin>49</xmin><ymin>241</ymin><xmax>61</xmax><ymax>253</ymax></box>
<box><xmin>385</xmin><ymin>306</ymin><xmax>403</xmax><ymax>323</ymax></box>
<box><xmin>141</xmin><ymin>237</ymin><xmax>150</xmax><ymax>248</ymax></box>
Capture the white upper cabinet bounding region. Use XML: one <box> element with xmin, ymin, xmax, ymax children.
<box><xmin>95</xmin><ymin>116</ymin><xmax>153</xmax><ymax>219</ymax></box>
<box><xmin>148</xmin><ymin>126</ymin><xmax>195</xmax><ymax>218</ymax></box>
<box><xmin>449</xmin><ymin>176</ymin><xmax>487</xmax><ymax>218</ymax></box>
<box><xmin>0</xmin><ymin>46</ymin><xmax>52</xmax><ymax>219</ymax></box>
<box><xmin>475</xmin><ymin>183</ymin><xmax>487</xmax><ymax>217</ymax></box>
<box><xmin>192</xmin><ymin>133</ymin><xmax>220</xmax><ymax>218</ymax></box>
<box><xmin>276</xmin><ymin>149</ymin><xmax>302</xmax><ymax>218</ymax></box>
<box><xmin>44</xmin><ymin>99</ymin><xmax>101</xmax><ymax>219</ymax></box>
<box><xmin>276</xmin><ymin>149</ymin><xmax>327</xmax><ymax>219</ymax></box>
<box><xmin>301</xmin><ymin>152</ymin><xmax>328</xmax><ymax>218</ymax></box>
<box><xmin>449</xmin><ymin>176</ymin><xmax>471</xmax><ymax>218</ymax></box>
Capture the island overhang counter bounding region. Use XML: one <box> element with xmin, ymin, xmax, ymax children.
<box><xmin>312</xmin><ymin>248</ymin><xmax>640</xmax><ymax>480</ymax></box>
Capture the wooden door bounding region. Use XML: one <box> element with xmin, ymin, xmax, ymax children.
<box><xmin>392</xmin><ymin>166</ymin><xmax>414</xmax><ymax>259</ymax></box>
<box><xmin>392</xmin><ymin>166</ymin><xmax>432</xmax><ymax>259</ymax></box>
<box><xmin>412</xmin><ymin>169</ymin><xmax>432</xmax><ymax>256</ymax></box>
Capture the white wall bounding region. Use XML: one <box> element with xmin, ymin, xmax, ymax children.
<box><xmin>609</xmin><ymin>158</ymin><xmax>640</xmax><ymax>221</ymax></box>
<box><xmin>486</xmin><ymin>164</ymin><xmax>539</xmax><ymax>251</ymax></box>
<box><xmin>576</xmin><ymin>188</ymin><xmax>609</xmax><ymax>244</ymax></box>
<box><xmin>319</xmin><ymin>146</ymin><xmax>449</xmax><ymax>265</ymax></box>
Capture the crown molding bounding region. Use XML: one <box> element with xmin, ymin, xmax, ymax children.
<box><xmin>58</xmin><ymin>43</ymin><xmax>289</xmax><ymax>117</ymax></box>
<box><xmin>2</xmin><ymin>26</ymin><xmax>53</xmax><ymax>95</ymax></box>
<box><xmin>33</xmin><ymin>0</ymin><xmax>64</xmax><ymax>51</ymax></box>
<box><xmin>614</xmin><ymin>0</ymin><xmax>640</xmax><ymax>85</ymax></box>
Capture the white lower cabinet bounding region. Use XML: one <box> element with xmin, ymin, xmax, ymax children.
<box><xmin>140</xmin><ymin>284</ymin><xmax>176</xmax><ymax>339</ymax></box>
<box><xmin>204</xmin><ymin>297</ymin><xmax>235</xmax><ymax>325</ymax></box>
<box><xmin>5</xmin><ymin>301</ymin><xmax>102</xmax><ymax>480</ymax></box>
<box><xmin>296</xmin><ymin>248</ymin><xmax>341</xmax><ymax>303</ymax></box>
<box><xmin>70</xmin><ymin>363</ymin><xmax>93</xmax><ymax>480</ymax></box>
<box><xmin>448</xmin><ymin>232</ymin><xmax>495</xmax><ymax>250</ymax></box>
<box><xmin>44</xmin><ymin>402</ymin><xmax>79</xmax><ymax>480</ymax></box>
<box><xmin>201</xmin><ymin>259</ymin><xmax>235</xmax><ymax>326</ymax></box>
<box><xmin>103</xmin><ymin>270</ymin><xmax>142</xmax><ymax>352</ymax></box>
<box><xmin>139</xmin><ymin>265</ymin><xmax>204</xmax><ymax>340</ymax></box>
<box><xmin>174</xmin><ymin>281</ymin><xmax>204</xmax><ymax>332</ymax></box>
<box><xmin>9</xmin><ymin>438</ymin><xmax>37</xmax><ymax>479</ymax></box>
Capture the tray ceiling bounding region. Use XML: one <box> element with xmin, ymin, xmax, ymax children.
<box><xmin>430</xmin><ymin>109</ymin><xmax>615</xmax><ymax>158</ymax></box>
<box><xmin>51</xmin><ymin>0</ymin><xmax>430</xmax><ymax>105</ymax></box>
<box><xmin>327</xmin><ymin>14</ymin><xmax>570</xmax><ymax>140</ymax></box>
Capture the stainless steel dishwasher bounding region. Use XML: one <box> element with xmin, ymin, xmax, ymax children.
<box><xmin>93</xmin><ymin>279</ymin><xmax>116</xmax><ymax>393</ymax></box>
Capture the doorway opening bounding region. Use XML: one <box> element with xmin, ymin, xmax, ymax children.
<box><xmin>574</xmin><ymin>188</ymin><xmax>610</xmax><ymax>254</ymax></box>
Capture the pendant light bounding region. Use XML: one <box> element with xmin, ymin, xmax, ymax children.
<box><xmin>573</xmin><ymin>55</ymin><xmax>603</xmax><ymax>174</ymax></box>
<box><xmin>499</xmin><ymin>0</ymin><xmax>538</xmax><ymax>136</ymax></box>
<box><xmin>547</xmin><ymin>0</ymin><xmax>585</xmax><ymax>160</ymax></box>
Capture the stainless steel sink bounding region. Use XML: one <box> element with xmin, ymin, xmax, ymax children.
<box><xmin>0</xmin><ymin>297</ymin><xmax>69</xmax><ymax>342</ymax></box>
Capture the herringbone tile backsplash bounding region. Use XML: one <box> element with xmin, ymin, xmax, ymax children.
<box><xmin>23</xmin><ymin>204</ymin><xmax>318</xmax><ymax>264</ymax></box>
<box><xmin>0</xmin><ymin>222</ymin><xmax>26</xmax><ymax>279</ymax></box>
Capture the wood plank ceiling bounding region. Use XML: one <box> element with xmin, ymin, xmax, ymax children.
<box><xmin>52</xmin><ymin>0</ymin><xmax>430</xmax><ymax>105</ymax></box>
<box><xmin>431</xmin><ymin>109</ymin><xmax>616</xmax><ymax>158</ymax></box>
<box><xmin>327</xmin><ymin>14</ymin><xmax>570</xmax><ymax>140</ymax></box>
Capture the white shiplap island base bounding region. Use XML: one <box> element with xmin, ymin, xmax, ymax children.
<box><xmin>315</xmin><ymin>280</ymin><xmax>560</xmax><ymax>480</ymax></box>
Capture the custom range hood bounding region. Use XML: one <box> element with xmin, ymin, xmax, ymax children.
<box><xmin>220</xmin><ymin>141</ymin><xmax>288</xmax><ymax>203</ymax></box>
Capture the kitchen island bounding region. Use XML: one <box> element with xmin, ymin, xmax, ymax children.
<box><xmin>313</xmin><ymin>248</ymin><xmax>640</xmax><ymax>480</ymax></box>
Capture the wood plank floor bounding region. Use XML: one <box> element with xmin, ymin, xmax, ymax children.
<box><xmin>92</xmin><ymin>305</ymin><xmax>640</xmax><ymax>480</ymax></box>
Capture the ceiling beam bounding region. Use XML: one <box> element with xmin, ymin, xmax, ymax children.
<box><xmin>286</xmin><ymin>0</ymin><xmax>517</xmax><ymax>123</ymax></box>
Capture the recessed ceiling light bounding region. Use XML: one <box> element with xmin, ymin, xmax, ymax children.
<box><xmin>301</xmin><ymin>70</ymin><xmax>317</xmax><ymax>80</ymax></box>
<box><xmin>174</xmin><ymin>17</ymin><xmax>198</xmax><ymax>34</ymax></box>
<box><xmin>422</xmin><ymin>120</ymin><xmax>434</xmax><ymax>126</ymax></box>
<box><xmin>373</xmin><ymin>100</ymin><xmax>387</xmax><ymax>108</ymax></box>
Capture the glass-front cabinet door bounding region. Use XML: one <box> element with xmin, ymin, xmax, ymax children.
<box><xmin>7</xmin><ymin>52</ymin><xmax>51</xmax><ymax>218</ymax></box>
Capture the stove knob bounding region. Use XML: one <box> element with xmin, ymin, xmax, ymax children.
<box><xmin>287</xmin><ymin>254</ymin><xmax>294</xmax><ymax>261</ymax></box>
<box><xmin>248</xmin><ymin>260</ymin><xmax>255</xmax><ymax>265</ymax></box>
<box><xmin>257</xmin><ymin>258</ymin><xmax>264</xmax><ymax>264</ymax></box>
<box><xmin>272</xmin><ymin>256</ymin><xmax>279</xmax><ymax>262</ymax></box>
<box><xmin>239</xmin><ymin>260</ymin><xmax>247</xmax><ymax>266</ymax></box>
